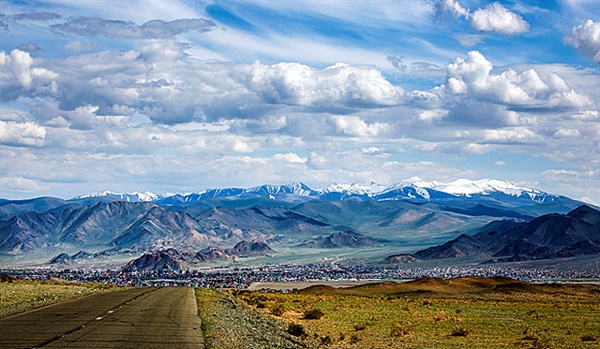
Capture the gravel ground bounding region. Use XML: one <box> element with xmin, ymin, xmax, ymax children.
<box><xmin>196</xmin><ymin>288</ymin><xmax>315</xmax><ymax>349</ymax></box>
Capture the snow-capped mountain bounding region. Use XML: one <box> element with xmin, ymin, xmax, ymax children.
<box><xmin>318</xmin><ymin>182</ymin><xmax>387</xmax><ymax>200</ymax></box>
<box><xmin>72</xmin><ymin>191</ymin><xmax>162</xmax><ymax>202</ymax></box>
<box><xmin>69</xmin><ymin>178</ymin><xmax>568</xmax><ymax>206</ymax></box>
<box><xmin>246</xmin><ymin>182</ymin><xmax>317</xmax><ymax>196</ymax></box>
<box><xmin>406</xmin><ymin>178</ymin><xmax>562</xmax><ymax>202</ymax></box>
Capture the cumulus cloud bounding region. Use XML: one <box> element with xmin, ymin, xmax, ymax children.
<box><xmin>431</xmin><ymin>0</ymin><xmax>529</xmax><ymax>35</ymax></box>
<box><xmin>329</xmin><ymin>115</ymin><xmax>390</xmax><ymax>136</ymax></box>
<box><xmin>0</xmin><ymin>44</ymin><xmax>405</xmax><ymax>125</ymax></box>
<box><xmin>408</xmin><ymin>51</ymin><xmax>594</xmax><ymax>130</ymax></box>
<box><xmin>441</xmin><ymin>50</ymin><xmax>592</xmax><ymax>109</ymax></box>
<box><xmin>478</xmin><ymin>127</ymin><xmax>541</xmax><ymax>144</ymax></box>
<box><xmin>470</xmin><ymin>2</ymin><xmax>529</xmax><ymax>34</ymax></box>
<box><xmin>564</xmin><ymin>20</ymin><xmax>600</xmax><ymax>65</ymax></box>
<box><xmin>0</xmin><ymin>120</ymin><xmax>47</xmax><ymax>147</ymax></box>
<box><xmin>247</xmin><ymin>62</ymin><xmax>403</xmax><ymax>109</ymax></box>
<box><xmin>273</xmin><ymin>152</ymin><xmax>307</xmax><ymax>163</ymax></box>
<box><xmin>51</xmin><ymin>17</ymin><xmax>216</xmax><ymax>39</ymax></box>
<box><xmin>0</xmin><ymin>49</ymin><xmax>59</xmax><ymax>101</ymax></box>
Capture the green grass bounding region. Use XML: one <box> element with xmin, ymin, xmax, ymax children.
<box><xmin>195</xmin><ymin>288</ymin><xmax>309</xmax><ymax>349</ymax></box>
<box><xmin>235</xmin><ymin>278</ymin><xmax>600</xmax><ymax>349</ymax></box>
<box><xmin>0</xmin><ymin>280</ymin><xmax>119</xmax><ymax>318</ymax></box>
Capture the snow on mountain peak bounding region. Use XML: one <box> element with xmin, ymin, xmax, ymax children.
<box><xmin>319</xmin><ymin>182</ymin><xmax>386</xmax><ymax>196</ymax></box>
<box><xmin>69</xmin><ymin>178</ymin><xmax>562</xmax><ymax>204</ymax></box>
<box><xmin>73</xmin><ymin>191</ymin><xmax>160</xmax><ymax>202</ymax></box>
<box><xmin>423</xmin><ymin>178</ymin><xmax>542</xmax><ymax>197</ymax></box>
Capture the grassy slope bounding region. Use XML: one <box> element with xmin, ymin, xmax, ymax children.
<box><xmin>236</xmin><ymin>277</ymin><xmax>600</xmax><ymax>349</ymax></box>
<box><xmin>0</xmin><ymin>280</ymin><xmax>119</xmax><ymax>318</ymax></box>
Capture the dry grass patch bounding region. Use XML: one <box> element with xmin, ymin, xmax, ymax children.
<box><xmin>0</xmin><ymin>280</ymin><xmax>119</xmax><ymax>318</ymax></box>
<box><xmin>235</xmin><ymin>277</ymin><xmax>600</xmax><ymax>349</ymax></box>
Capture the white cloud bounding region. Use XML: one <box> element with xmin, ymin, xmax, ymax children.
<box><xmin>329</xmin><ymin>115</ymin><xmax>390</xmax><ymax>137</ymax></box>
<box><xmin>273</xmin><ymin>152</ymin><xmax>307</xmax><ymax>163</ymax></box>
<box><xmin>470</xmin><ymin>2</ymin><xmax>529</xmax><ymax>34</ymax></box>
<box><xmin>564</xmin><ymin>19</ymin><xmax>600</xmax><ymax>65</ymax></box>
<box><xmin>441</xmin><ymin>51</ymin><xmax>592</xmax><ymax>109</ymax></box>
<box><xmin>247</xmin><ymin>62</ymin><xmax>403</xmax><ymax>109</ymax></box>
<box><xmin>541</xmin><ymin>168</ymin><xmax>600</xmax><ymax>205</ymax></box>
<box><xmin>553</xmin><ymin>128</ymin><xmax>581</xmax><ymax>138</ymax></box>
<box><xmin>0</xmin><ymin>49</ymin><xmax>58</xmax><ymax>101</ymax></box>
<box><xmin>572</xmin><ymin>110</ymin><xmax>599</xmax><ymax>121</ymax></box>
<box><xmin>51</xmin><ymin>17</ymin><xmax>216</xmax><ymax>39</ymax></box>
<box><xmin>419</xmin><ymin>108</ymin><xmax>448</xmax><ymax>122</ymax></box>
<box><xmin>432</xmin><ymin>0</ymin><xmax>529</xmax><ymax>35</ymax></box>
<box><xmin>433</xmin><ymin>0</ymin><xmax>470</xmax><ymax>19</ymax></box>
<box><xmin>0</xmin><ymin>120</ymin><xmax>47</xmax><ymax>147</ymax></box>
<box><xmin>0</xmin><ymin>176</ymin><xmax>49</xmax><ymax>194</ymax></box>
<box><xmin>386</xmin><ymin>55</ymin><xmax>443</xmax><ymax>73</ymax></box>
<box><xmin>479</xmin><ymin>127</ymin><xmax>541</xmax><ymax>143</ymax></box>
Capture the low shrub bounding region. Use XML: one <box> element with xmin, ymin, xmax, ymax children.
<box><xmin>302</xmin><ymin>308</ymin><xmax>324</xmax><ymax>320</ymax></box>
<box><xmin>271</xmin><ymin>304</ymin><xmax>286</xmax><ymax>316</ymax></box>
<box><xmin>349</xmin><ymin>334</ymin><xmax>361</xmax><ymax>344</ymax></box>
<box><xmin>450</xmin><ymin>325</ymin><xmax>470</xmax><ymax>337</ymax></box>
<box><xmin>582</xmin><ymin>335</ymin><xmax>597</xmax><ymax>342</ymax></box>
<box><xmin>320</xmin><ymin>335</ymin><xmax>333</xmax><ymax>345</ymax></box>
<box><xmin>390</xmin><ymin>322</ymin><xmax>411</xmax><ymax>337</ymax></box>
<box><xmin>287</xmin><ymin>323</ymin><xmax>306</xmax><ymax>337</ymax></box>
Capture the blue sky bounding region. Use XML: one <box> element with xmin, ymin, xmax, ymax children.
<box><xmin>0</xmin><ymin>0</ymin><xmax>598</xmax><ymax>203</ymax></box>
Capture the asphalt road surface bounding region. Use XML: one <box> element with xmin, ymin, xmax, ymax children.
<box><xmin>0</xmin><ymin>287</ymin><xmax>203</xmax><ymax>349</ymax></box>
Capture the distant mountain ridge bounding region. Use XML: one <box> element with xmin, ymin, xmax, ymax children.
<box><xmin>406</xmin><ymin>205</ymin><xmax>600</xmax><ymax>263</ymax></box>
<box><xmin>1</xmin><ymin>179</ymin><xmax>593</xmax><ymax>269</ymax></box>
<box><xmin>121</xmin><ymin>240</ymin><xmax>274</xmax><ymax>271</ymax></box>
<box><xmin>67</xmin><ymin>178</ymin><xmax>568</xmax><ymax>206</ymax></box>
<box><xmin>0</xmin><ymin>201</ymin><xmax>274</xmax><ymax>254</ymax></box>
<box><xmin>300</xmin><ymin>230</ymin><xmax>389</xmax><ymax>248</ymax></box>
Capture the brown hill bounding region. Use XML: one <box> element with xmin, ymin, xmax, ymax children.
<box><xmin>294</xmin><ymin>276</ymin><xmax>600</xmax><ymax>298</ymax></box>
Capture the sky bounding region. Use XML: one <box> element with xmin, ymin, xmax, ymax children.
<box><xmin>0</xmin><ymin>0</ymin><xmax>598</xmax><ymax>203</ymax></box>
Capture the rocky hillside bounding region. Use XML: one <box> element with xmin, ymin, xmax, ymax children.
<box><xmin>299</xmin><ymin>230</ymin><xmax>389</xmax><ymax>248</ymax></box>
<box><xmin>122</xmin><ymin>241</ymin><xmax>274</xmax><ymax>271</ymax></box>
<box><xmin>405</xmin><ymin>205</ymin><xmax>600</xmax><ymax>263</ymax></box>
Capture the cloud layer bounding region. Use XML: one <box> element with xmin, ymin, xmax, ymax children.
<box><xmin>0</xmin><ymin>0</ymin><xmax>598</xmax><ymax>205</ymax></box>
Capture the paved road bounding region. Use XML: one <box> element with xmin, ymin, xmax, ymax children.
<box><xmin>0</xmin><ymin>287</ymin><xmax>203</xmax><ymax>349</ymax></box>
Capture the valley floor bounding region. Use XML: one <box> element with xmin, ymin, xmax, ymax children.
<box><xmin>233</xmin><ymin>277</ymin><xmax>600</xmax><ymax>349</ymax></box>
<box><xmin>2</xmin><ymin>277</ymin><xmax>599</xmax><ymax>349</ymax></box>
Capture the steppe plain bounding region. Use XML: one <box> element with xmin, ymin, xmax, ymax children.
<box><xmin>2</xmin><ymin>276</ymin><xmax>599</xmax><ymax>349</ymax></box>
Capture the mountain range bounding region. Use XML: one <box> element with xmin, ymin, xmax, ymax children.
<box><xmin>72</xmin><ymin>178</ymin><xmax>568</xmax><ymax>205</ymax></box>
<box><xmin>121</xmin><ymin>240</ymin><xmax>274</xmax><ymax>272</ymax></box>
<box><xmin>0</xmin><ymin>178</ymin><xmax>595</xmax><ymax>269</ymax></box>
<box><xmin>389</xmin><ymin>205</ymin><xmax>600</xmax><ymax>264</ymax></box>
